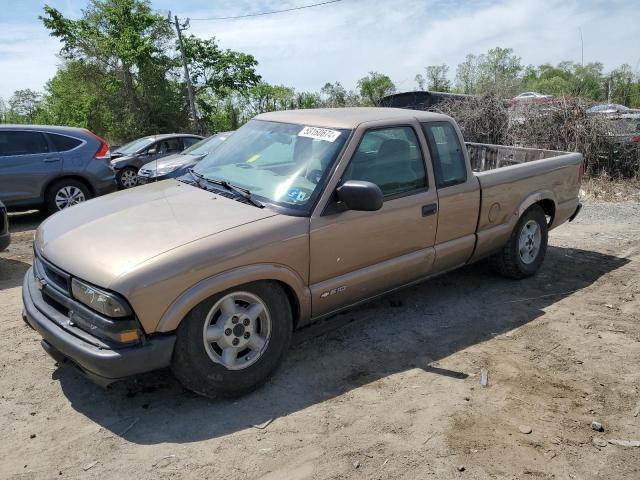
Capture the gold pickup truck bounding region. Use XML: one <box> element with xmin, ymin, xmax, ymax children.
<box><xmin>22</xmin><ymin>108</ymin><xmax>583</xmax><ymax>397</ymax></box>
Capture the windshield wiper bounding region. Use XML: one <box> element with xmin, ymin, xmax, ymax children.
<box><xmin>188</xmin><ymin>169</ymin><xmax>264</xmax><ymax>208</ymax></box>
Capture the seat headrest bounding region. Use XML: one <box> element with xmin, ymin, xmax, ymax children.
<box><xmin>378</xmin><ymin>139</ymin><xmax>410</xmax><ymax>159</ymax></box>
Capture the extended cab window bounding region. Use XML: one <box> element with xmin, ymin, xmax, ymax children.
<box><xmin>422</xmin><ymin>122</ymin><xmax>467</xmax><ymax>188</ymax></box>
<box><xmin>342</xmin><ymin>126</ymin><xmax>426</xmax><ymax>196</ymax></box>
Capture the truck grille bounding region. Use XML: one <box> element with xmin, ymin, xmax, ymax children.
<box><xmin>35</xmin><ymin>253</ymin><xmax>71</xmax><ymax>294</ymax></box>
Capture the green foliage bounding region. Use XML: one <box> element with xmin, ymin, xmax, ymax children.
<box><xmin>182</xmin><ymin>36</ymin><xmax>261</xmax><ymax>98</ymax></box>
<box><xmin>454</xmin><ymin>47</ymin><xmax>522</xmax><ymax>95</ymax></box>
<box><xmin>415</xmin><ymin>65</ymin><xmax>451</xmax><ymax>92</ymax></box>
<box><xmin>357</xmin><ymin>72</ymin><xmax>395</xmax><ymax>106</ymax></box>
<box><xmin>3</xmin><ymin>89</ymin><xmax>43</xmax><ymax>124</ymax></box>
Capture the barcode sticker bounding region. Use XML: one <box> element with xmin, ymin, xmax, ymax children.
<box><xmin>298</xmin><ymin>126</ymin><xmax>341</xmax><ymax>142</ymax></box>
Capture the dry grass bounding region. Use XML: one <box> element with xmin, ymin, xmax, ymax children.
<box><xmin>581</xmin><ymin>173</ymin><xmax>640</xmax><ymax>202</ymax></box>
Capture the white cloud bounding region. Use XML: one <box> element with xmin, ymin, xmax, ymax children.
<box><xmin>1</xmin><ymin>0</ymin><xmax>639</xmax><ymax>100</ymax></box>
<box><xmin>0</xmin><ymin>24</ymin><xmax>61</xmax><ymax>100</ymax></box>
<box><xmin>185</xmin><ymin>0</ymin><xmax>640</xmax><ymax>91</ymax></box>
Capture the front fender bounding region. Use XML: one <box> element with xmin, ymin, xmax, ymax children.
<box><xmin>154</xmin><ymin>263</ymin><xmax>311</xmax><ymax>333</ymax></box>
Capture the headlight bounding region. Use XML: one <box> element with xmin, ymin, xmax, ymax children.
<box><xmin>71</xmin><ymin>278</ymin><xmax>132</xmax><ymax>318</ymax></box>
<box><xmin>155</xmin><ymin>165</ymin><xmax>180</xmax><ymax>175</ymax></box>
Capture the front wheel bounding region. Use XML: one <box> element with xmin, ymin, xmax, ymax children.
<box><xmin>171</xmin><ymin>281</ymin><xmax>292</xmax><ymax>398</ymax></box>
<box><xmin>490</xmin><ymin>205</ymin><xmax>549</xmax><ymax>279</ymax></box>
<box><xmin>116</xmin><ymin>167</ymin><xmax>138</xmax><ymax>189</ymax></box>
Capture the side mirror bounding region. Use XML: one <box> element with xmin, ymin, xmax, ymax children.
<box><xmin>147</xmin><ymin>148</ymin><xmax>158</xmax><ymax>156</ymax></box>
<box><xmin>336</xmin><ymin>180</ymin><xmax>383</xmax><ymax>212</ymax></box>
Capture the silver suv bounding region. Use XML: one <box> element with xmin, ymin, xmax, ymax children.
<box><xmin>0</xmin><ymin>125</ymin><xmax>116</xmax><ymax>214</ymax></box>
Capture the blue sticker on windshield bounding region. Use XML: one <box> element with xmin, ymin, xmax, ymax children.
<box><xmin>286</xmin><ymin>188</ymin><xmax>308</xmax><ymax>202</ymax></box>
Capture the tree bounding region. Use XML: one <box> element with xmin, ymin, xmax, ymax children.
<box><xmin>455</xmin><ymin>48</ymin><xmax>522</xmax><ymax>95</ymax></box>
<box><xmin>421</xmin><ymin>64</ymin><xmax>451</xmax><ymax>92</ymax></box>
<box><xmin>320</xmin><ymin>82</ymin><xmax>360</xmax><ymax>107</ymax></box>
<box><xmin>40</xmin><ymin>0</ymin><xmax>187</xmax><ymax>140</ymax></box>
<box><xmin>455</xmin><ymin>54</ymin><xmax>479</xmax><ymax>94</ymax></box>
<box><xmin>476</xmin><ymin>47</ymin><xmax>522</xmax><ymax>95</ymax></box>
<box><xmin>357</xmin><ymin>72</ymin><xmax>395</xmax><ymax>106</ymax></box>
<box><xmin>6</xmin><ymin>89</ymin><xmax>42</xmax><ymax>123</ymax></box>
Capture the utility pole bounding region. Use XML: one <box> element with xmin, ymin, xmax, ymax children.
<box><xmin>170</xmin><ymin>12</ymin><xmax>199</xmax><ymax>132</ymax></box>
<box><xmin>579</xmin><ymin>27</ymin><xmax>584</xmax><ymax>66</ymax></box>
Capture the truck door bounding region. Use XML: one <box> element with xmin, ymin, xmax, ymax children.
<box><xmin>309</xmin><ymin>123</ymin><xmax>438</xmax><ymax>318</ymax></box>
<box><xmin>0</xmin><ymin>130</ymin><xmax>62</xmax><ymax>206</ymax></box>
<box><xmin>421</xmin><ymin>121</ymin><xmax>480</xmax><ymax>271</ymax></box>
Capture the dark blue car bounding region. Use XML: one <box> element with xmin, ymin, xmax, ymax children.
<box><xmin>136</xmin><ymin>132</ymin><xmax>232</xmax><ymax>185</ymax></box>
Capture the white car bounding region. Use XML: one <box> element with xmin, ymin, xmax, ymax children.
<box><xmin>513</xmin><ymin>92</ymin><xmax>552</xmax><ymax>102</ymax></box>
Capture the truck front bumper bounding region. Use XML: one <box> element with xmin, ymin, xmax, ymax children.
<box><xmin>22</xmin><ymin>267</ymin><xmax>175</xmax><ymax>385</ymax></box>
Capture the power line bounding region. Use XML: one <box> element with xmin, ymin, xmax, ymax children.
<box><xmin>189</xmin><ymin>0</ymin><xmax>344</xmax><ymax>21</ymax></box>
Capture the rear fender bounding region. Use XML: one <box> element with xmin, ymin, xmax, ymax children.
<box><xmin>154</xmin><ymin>264</ymin><xmax>311</xmax><ymax>333</ymax></box>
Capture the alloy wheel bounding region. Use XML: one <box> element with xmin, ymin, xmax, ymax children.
<box><xmin>202</xmin><ymin>292</ymin><xmax>272</xmax><ymax>370</ymax></box>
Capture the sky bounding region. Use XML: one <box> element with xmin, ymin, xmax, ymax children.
<box><xmin>1</xmin><ymin>0</ymin><xmax>639</xmax><ymax>100</ymax></box>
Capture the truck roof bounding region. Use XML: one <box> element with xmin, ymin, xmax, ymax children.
<box><xmin>255</xmin><ymin>107</ymin><xmax>451</xmax><ymax>129</ymax></box>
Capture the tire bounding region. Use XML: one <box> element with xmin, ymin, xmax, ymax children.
<box><xmin>490</xmin><ymin>204</ymin><xmax>548</xmax><ymax>279</ymax></box>
<box><xmin>116</xmin><ymin>167</ymin><xmax>138</xmax><ymax>189</ymax></box>
<box><xmin>45</xmin><ymin>179</ymin><xmax>92</xmax><ymax>214</ymax></box>
<box><xmin>171</xmin><ymin>281</ymin><xmax>293</xmax><ymax>398</ymax></box>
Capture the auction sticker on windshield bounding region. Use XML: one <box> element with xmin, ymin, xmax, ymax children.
<box><xmin>298</xmin><ymin>126</ymin><xmax>341</xmax><ymax>142</ymax></box>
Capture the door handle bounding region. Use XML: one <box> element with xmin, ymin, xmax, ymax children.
<box><xmin>422</xmin><ymin>203</ymin><xmax>438</xmax><ymax>216</ymax></box>
<box><xmin>43</xmin><ymin>157</ymin><xmax>61</xmax><ymax>163</ymax></box>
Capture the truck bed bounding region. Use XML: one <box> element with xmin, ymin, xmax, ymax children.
<box><xmin>465</xmin><ymin>142</ymin><xmax>583</xmax><ymax>262</ymax></box>
<box><xmin>466</xmin><ymin>142</ymin><xmax>570</xmax><ymax>172</ymax></box>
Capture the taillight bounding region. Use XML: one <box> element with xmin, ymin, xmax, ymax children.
<box><xmin>631</xmin><ymin>135</ymin><xmax>640</xmax><ymax>143</ymax></box>
<box><xmin>84</xmin><ymin>129</ymin><xmax>111</xmax><ymax>160</ymax></box>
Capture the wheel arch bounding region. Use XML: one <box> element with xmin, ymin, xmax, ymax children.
<box><xmin>43</xmin><ymin>174</ymin><xmax>96</xmax><ymax>199</ymax></box>
<box><xmin>154</xmin><ymin>264</ymin><xmax>311</xmax><ymax>333</ymax></box>
<box><xmin>517</xmin><ymin>191</ymin><xmax>556</xmax><ymax>227</ymax></box>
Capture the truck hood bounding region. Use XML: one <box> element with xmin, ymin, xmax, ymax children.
<box><xmin>35</xmin><ymin>180</ymin><xmax>278</xmax><ymax>288</ymax></box>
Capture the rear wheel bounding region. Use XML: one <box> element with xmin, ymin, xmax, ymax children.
<box><xmin>171</xmin><ymin>281</ymin><xmax>292</xmax><ymax>398</ymax></box>
<box><xmin>117</xmin><ymin>167</ymin><xmax>138</xmax><ymax>189</ymax></box>
<box><xmin>45</xmin><ymin>179</ymin><xmax>92</xmax><ymax>214</ymax></box>
<box><xmin>490</xmin><ymin>204</ymin><xmax>548</xmax><ymax>279</ymax></box>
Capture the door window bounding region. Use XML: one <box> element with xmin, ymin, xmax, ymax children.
<box><xmin>342</xmin><ymin>126</ymin><xmax>426</xmax><ymax>196</ymax></box>
<box><xmin>157</xmin><ymin>138</ymin><xmax>182</xmax><ymax>154</ymax></box>
<box><xmin>422</xmin><ymin>122</ymin><xmax>467</xmax><ymax>188</ymax></box>
<box><xmin>182</xmin><ymin>137</ymin><xmax>200</xmax><ymax>149</ymax></box>
<box><xmin>0</xmin><ymin>131</ymin><xmax>50</xmax><ymax>157</ymax></box>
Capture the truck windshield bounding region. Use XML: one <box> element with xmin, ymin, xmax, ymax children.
<box><xmin>193</xmin><ymin>120</ymin><xmax>350</xmax><ymax>210</ymax></box>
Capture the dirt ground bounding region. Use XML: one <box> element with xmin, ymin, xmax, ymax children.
<box><xmin>1</xmin><ymin>200</ymin><xmax>639</xmax><ymax>480</ymax></box>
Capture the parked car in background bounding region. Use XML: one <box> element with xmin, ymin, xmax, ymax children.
<box><xmin>587</xmin><ymin>103</ymin><xmax>640</xmax><ymax>114</ymax></box>
<box><xmin>0</xmin><ymin>200</ymin><xmax>9</xmax><ymax>251</ymax></box>
<box><xmin>0</xmin><ymin>125</ymin><xmax>115</xmax><ymax>214</ymax></box>
<box><xmin>512</xmin><ymin>92</ymin><xmax>552</xmax><ymax>102</ymax></box>
<box><xmin>23</xmin><ymin>108</ymin><xmax>583</xmax><ymax>398</ymax></box>
<box><xmin>603</xmin><ymin>113</ymin><xmax>640</xmax><ymax>144</ymax></box>
<box><xmin>137</xmin><ymin>132</ymin><xmax>232</xmax><ymax>185</ymax></box>
<box><xmin>110</xmin><ymin>134</ymin><xmax>203</xmax><ymax>188</ymax></box>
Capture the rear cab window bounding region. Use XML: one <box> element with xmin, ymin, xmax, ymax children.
<box><xmin>0</xmin><ymin>130</ymin><xmax>50</xmax><ymax>157</ymax></box>
<box><xmin>421</xmin><ymin>122</ymin><xmax>467</xmax><ymax>188</ymax></box>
